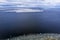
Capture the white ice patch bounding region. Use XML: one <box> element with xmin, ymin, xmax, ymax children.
<box><xmin>5</xmin><ymin>9</ymin><xmax>43</xmax><ymax>13</ymax></box>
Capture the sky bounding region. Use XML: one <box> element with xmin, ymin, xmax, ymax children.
<box><xmin>0</xmin><ymin>0</ymin><xmax>60</xmax><ymax>8</ymax></box>
<box><xmin>0</xmin><ymin>0</ymin><xmax>60</xmax><ymax>12</ymax></box>
<box><xmin>0</xmin><ymin>0</ymin><xmax>41</xmax><ymax>7</ymax></box>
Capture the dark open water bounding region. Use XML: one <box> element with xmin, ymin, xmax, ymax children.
<box><xmin>0</xmin><ymin>8</ymin><xmax>60</xmax><ymax>39</ymax></box>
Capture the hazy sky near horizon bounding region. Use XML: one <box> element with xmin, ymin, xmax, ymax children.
<box><xmin>0</xmin><ymin>0</ymin><xmax>60</xmax><ymax>12</ymax></box>
<box><xmin>0</xmin><ymin>0</ymin><xmax>60</xmax><ymax>8</ymax></box>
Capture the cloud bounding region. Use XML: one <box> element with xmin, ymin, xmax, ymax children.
<box><xmin>0</xmin><ymin>0</ymin><xmax>43</xmax><ymax>7</ymax></box>
<box><xmin>0</xmin><ymin>0</ymin><xmax>60</xmax><ymax>10</ymax></box>
<box><xmin>0</xmin><ymin>0</ymin><xmax>7</xmax><ymax>2</ymax></box>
